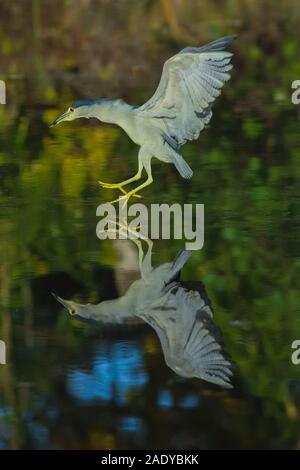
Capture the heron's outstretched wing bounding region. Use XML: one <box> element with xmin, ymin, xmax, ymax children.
<box><xmin>138</xmin><ymin>35</ymin><xmax>236</xmax><ymax>146</ymax></box>
<box><xmin>180</xmin><ymin>299</ymin><xmax>233</xmax><ymax>389</ymax></box>
<box><xmin>139</xmin><ymin>283</ymin><xmax>233</xmax><ymax>389</ymax></box>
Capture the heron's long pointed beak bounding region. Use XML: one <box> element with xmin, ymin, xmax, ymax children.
<box><xmin>51</xmin><ymin>292</ymin><xmax>71</xmax><ymax>310</ymax></box>
<box><xmin>49</xmin><ymin>110</ymin><xmax>70</xmax><ymax>127</ymax></box>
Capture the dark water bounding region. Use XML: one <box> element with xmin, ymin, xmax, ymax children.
<box><xmin>1</xmin><ymin>0</ymin><xmax>300</xmax><ymax>450</ymax></box>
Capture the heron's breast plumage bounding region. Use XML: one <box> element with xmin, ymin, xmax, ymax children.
<box><xmin>117</xmin><ymin>109</ymin><xmax>162</xmax><ymax>147</ymax></box>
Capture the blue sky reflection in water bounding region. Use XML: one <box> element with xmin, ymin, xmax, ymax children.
<box><xmin>68</xmin><ymin>342</ymin><xmax>148</xmax><ymax>404</ymax></box>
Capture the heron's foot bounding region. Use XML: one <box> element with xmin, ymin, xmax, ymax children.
<box><xmin>108</xmin><ymin>190</ymin><xmax>139</xmax><ymax>208</ymax></box>
<box><xmin>108</xmin><ymin>194</ymin><xmax>131</xmax><ymax>207</ymax></box>
<box><xmin>99</xmin><ymin>181</ymin><xmax>142</xmax><ymax>199</ymax></box>
<box><xmin>99</xmin><ymin>180</ymin><xmax>124</xmax><ymax>189</ymax></box>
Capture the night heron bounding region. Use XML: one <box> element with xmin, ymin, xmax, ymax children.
<box><xmin>53</xmin><ymin>237</ymin><xmax>233</xmax><ymax>389</ymax></box>
<box><xmin>50</xmin><ymin>35</ymin><xmax>236</xmax><ymax>204</ymax></box>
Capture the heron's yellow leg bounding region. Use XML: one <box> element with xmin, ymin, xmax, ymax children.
<box><xmin>108</xmin><ymin>173</ymin><xmax>153</xmax><ymax>207</ymax></box>
<box><xmin>107</xmin><ymin>150</ymin><xmax>153</xmax><ymax>206</ymax></box>
<box><xmin>144</xmin><ymin>238</ymin><xmax>153</xmax><ymax>252</ymax></box>
<box><xmin>109</xmin><ymin>221</ymin><xmax>153</xmax><ymax>276</ymax></box>
<box><xmin>99</xmin><ymin>150</ymin><xmax>145</xmax><ymax>196</ymax></box>
<box><xmin>99</xmin><ymin>174</ymin><xmax>141</xmax><ymax>189</ymax></box>
<box><xmin>99</xmin><ymin>183</ymin><xmax>142</xmax><ymax>199</ymax></box>
<box><xmin>99</xmin><ymin>174</ymin><xmax>143</xmax><ymax>198</ymax></box>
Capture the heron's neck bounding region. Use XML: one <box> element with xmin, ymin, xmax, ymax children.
<box><xmin>90</xmin><ymin>296</ymin><xmax>135</xmax><ymax>324</ymax></box>
<box><xmin>91</xmin><ymin>99</ymin><xmax>131</xmax><ymax>125</ymax></box>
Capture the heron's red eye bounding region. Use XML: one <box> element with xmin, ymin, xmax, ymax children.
<box><xmin>69</xmin><ymin>107</ymin><xmax>74</xmax><ymax>112</ymax></box>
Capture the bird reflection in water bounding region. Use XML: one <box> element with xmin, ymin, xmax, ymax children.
<box><xmin>53</xmin><ymin>235</ymin><xmax>233</xmax><ymax>389</ymax></box>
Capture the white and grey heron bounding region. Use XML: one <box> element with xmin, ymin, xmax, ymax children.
<box><xmin>50</xmin><ymin>35</ymin><xmax>236</xmax><ymax>203</ymax></box>
<box><xmin>53</xmin><ymin>238</ymin><xmax>233</xmax><ymax>389</ymax></box>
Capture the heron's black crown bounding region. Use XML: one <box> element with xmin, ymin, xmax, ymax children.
<box><xmin>71</xmin><ymin>98</ymin><xmax>105</xmax><ymax>108</ymax></box>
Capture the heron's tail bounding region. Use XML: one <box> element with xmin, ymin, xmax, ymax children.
<box><xmin>163</xmin><ymin>250</ymin><xmax>192</xmax><ymax>287</ymax></box>
<box><xmin>173</xmin><ymin>154</ymin><xmax>193</xmax><ymax>179</ymax></box>
<box><xmin>171</xmin><ymin>250</ymin><xmax>192</xmax><ymax>273</ymax></box>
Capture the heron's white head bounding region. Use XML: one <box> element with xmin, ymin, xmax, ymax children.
<box><xmin>49</xmin><ymin>99</ymin><xmax>104</xmax><ymax>127</ymax></box>
<box><xmin>52</xmin><ymin>292</ymin><xmax>124</xmax><ymax>324</ymax></box>
<box><xmin>52</xmin><ymin>292</ymin><xmax>94</xmax><ymax>320</ymax></box>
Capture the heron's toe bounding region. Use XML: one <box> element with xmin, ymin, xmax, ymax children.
<box><xmin>108</xmin><ymin>194</ymin><xmax>128</xmax><ymax>206</ymax></box>
<box><xmin>108</xmin><ymin>195</ymin><xmax>121</xmax><ymax>205</ymax></box>
<box><xmin>98</xmin><ymin>180</ymin><xmax>116</xmax><ymax>188</ymax></box>
<box><xmin>119</xmin><ymin>187</ymin><xmax>142</xmax><ymax>199</ymax></box>
<box><xmin>98</xmin><ymin>181</ymin><xmax>141</xmax><ymax>198</ymax></box>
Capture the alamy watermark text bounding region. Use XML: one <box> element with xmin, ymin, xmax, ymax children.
<box><xmin>96</xmin><ymin>201</ymin><xmax>204</xmax><ymax>250</ymax></box>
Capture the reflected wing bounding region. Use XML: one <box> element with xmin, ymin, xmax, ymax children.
<box><xmin>179</xmin><ymin>302</ymin><xmax>233</xmax><ymax>389</ymax></box>
<box><xmin>138</xmin><ymin>35</ymin><xmax>235</xmax><ymax>146</ymax></box>
<box><xmin>139</xmin><ymin>283</ymin><xmax>233</xmax><ymax>389</ymax></box>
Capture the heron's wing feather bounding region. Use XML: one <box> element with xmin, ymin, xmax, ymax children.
<box><xmin>177</xmin><ymin>289</ymin><xmax>233</xmax><ymax>388</ymax></box>
<box><xmin>139</xmin><ymin>285</ymin><xmax>233</xmax><ymax>389</ymax></box>
<box><xmin>138</xmin><ymin>35</ymin><xmax>235</xmax><ymax>146</ymax></box>
<box><xmin>180</xmin><ymin>34</ymin><xmax>237</xmax><ymax>54</ymax></box>
<box><xmin>182</xmin><ymin>311</ymin><xmax>233</xmax><ymax>388</ymax></box>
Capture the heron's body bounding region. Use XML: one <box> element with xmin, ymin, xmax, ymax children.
<box><xmin>86</xmin><ymin>98</ymin><xmax>182</xmax><ymax>164</ymax></box>
<box><xmin>51</xmin><ymin>35</ymin><xmax>236</xmax><ymax>202</ymax></box>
